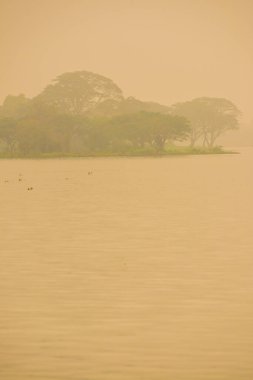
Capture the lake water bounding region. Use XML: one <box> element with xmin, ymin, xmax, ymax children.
<box><xmin>1</xmin><ymin>149</ymin><xmax>253</xmax><ymax>380</ymax></box>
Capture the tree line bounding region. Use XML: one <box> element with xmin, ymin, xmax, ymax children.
<box><xmin>0</xmin><ymin>71</ymin><xmax>240</xmax><ymax>156</ymax></box>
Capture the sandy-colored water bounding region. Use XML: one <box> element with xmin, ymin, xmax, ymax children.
<box><xmin>1</xmin><ymin>149</ymin><xmax>253</xmax><ymax>380</ymax></box>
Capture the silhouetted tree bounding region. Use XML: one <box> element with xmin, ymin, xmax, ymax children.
<box><xmin>34</xmin><ymin>71</ymin><xmax>124</xmax><ymax>115</ymax></box>
<box><xmin>146</xmin><ymin>113</ymin><xmax>190</xmax><ymax>151</ymax></box>
<box><xmin>172</xmin><ymin>97</ymin><xmax>240</xmax><ymax>147</ymax></box>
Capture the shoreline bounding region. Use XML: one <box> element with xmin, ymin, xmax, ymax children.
<box><xmin>0</xmin><ymin>148</ymin><xmax>239</xmax><ymax>159</ymax></box>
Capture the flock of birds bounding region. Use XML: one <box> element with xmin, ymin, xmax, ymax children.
<box><xmin>3</xmin><ymin>174</ymin><xmax>34</xmax><ymax>190</ymax></box>
<box><xmin>3</xmin><ymin>171</ymin><xmax>93</xmax><ymax>191</ymax></box>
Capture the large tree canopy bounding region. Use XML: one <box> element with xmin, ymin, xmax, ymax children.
<box><xmin>35</xmin><ymin>71</ymin><xmax>124</xmax><ymax>115</ymax></box>
<box><xmin>171</xmin><ymin>97</ymin><xmax>240</xmax><ymax>147</ymax></box>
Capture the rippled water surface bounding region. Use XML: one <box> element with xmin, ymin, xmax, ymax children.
<box><xmin>1</xmin><ymin>149</ymin><xmax>253</xmax><ymax>380</ymax></box>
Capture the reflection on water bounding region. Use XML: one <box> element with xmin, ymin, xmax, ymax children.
<box><xmin>1</xmin><ymin>149</ymin><xmax>253</xmax><ymax>379</ymax></box>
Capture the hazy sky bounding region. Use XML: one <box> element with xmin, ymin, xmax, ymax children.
<box><xmin>1</xmin><ymin>0</ymin><xmax>252</xmax><ymax>121</ymax></box>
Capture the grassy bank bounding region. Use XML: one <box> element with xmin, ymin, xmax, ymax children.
<box><xmin>0</xmin><ymin>146</ymin><xmax>238</xmax><ymax>159</ymax></box>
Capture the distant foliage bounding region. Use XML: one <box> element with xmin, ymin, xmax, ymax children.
<box><xmin>172</xmin><ymin>97</ymin><xmax>240</xmax><ymax>147</ymax></box>
<box><xmin>107</xmin><ymin>112</ymin><xmax>189</xmax><ymax>151</ymax></box>
<box><xmin>34</xmin><ymin>71</ymin><xmax>124</xmax><ymax>115</ymax></box>
<box><xmin>0</xmin><ymin>71</ymin><xmax>240</xmax><ymax>156</ymax></box>
<box><xmin>88</xmin><ymin>96</ymin><xmax>170</xmax><ymax>117</ymax></box>
<box><xmin>0</xmin><ymin>94</ymin><xmax>30</xmax><ymax>119</ymax></box>
<box><xmin>0</xmin><ymin>111</ymin><xmax>189</xmax><ymax>155</ymax></box>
